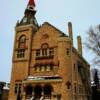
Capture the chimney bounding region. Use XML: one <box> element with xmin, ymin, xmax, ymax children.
<box><xmin>68</xmin><ymin>22</ymin><xmax>73</xmax><ymax>45</ymax></box>
<box><xmin>77</xmin><ymin>35</ymin><xmax>82</xmax><ymax>56</ymax></box>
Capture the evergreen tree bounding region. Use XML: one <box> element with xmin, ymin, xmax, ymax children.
<box><xmin>92</xmin><ymin>69</ymin><xmax>99</xmax><ymax>100</ymax></box>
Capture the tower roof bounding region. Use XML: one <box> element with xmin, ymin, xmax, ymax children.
<box><xmin>16</xmin><ymin>0</ymin><xmax>39</xmax><ymax>28</ymax></box>
<box><xmin>28</xmin><ymin>0</ymin><xmax>35</xmax><ymax>7</ymax></box>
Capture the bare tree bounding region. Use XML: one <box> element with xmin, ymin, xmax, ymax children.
<box><xmin>85</xmin><ymin>25</ymin><xmax>100</xmax><ymax>66</ymax></box>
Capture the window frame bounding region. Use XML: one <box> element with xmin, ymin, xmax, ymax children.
<box><xmin>17</xmin><ymin>49</ymin><xmax>25</xmax><ymax>58</ymax></box>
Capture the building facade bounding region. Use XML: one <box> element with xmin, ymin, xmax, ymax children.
<box><xmin>9</xmin><ymin>0</ymin><xmax>91</xmax><ymax>100</ymax></box>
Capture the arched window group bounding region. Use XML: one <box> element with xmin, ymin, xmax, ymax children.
<box><xmin>36</xmin><ymin>43</ymin><xmax>54</xmax><ymax>58</ymax></box>
<box><xmin>35</xmin><ymin>64</ymin><xmax>53</xmax><ymax>72</ymax></box>
<box><xmin>25</xmin><ymin>84</ymin><xmax>53</xmax><ymax>99</ymax></box>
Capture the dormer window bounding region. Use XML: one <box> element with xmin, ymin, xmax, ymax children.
<box><xmin>29</xmin><ymin>7</ymin><xmax>34</xmax><ymax>10</ymax></box>
<box><xmin>23</xmin><ymin>17</ymin><xmax>27</xmax><ymax>23</ymax></box>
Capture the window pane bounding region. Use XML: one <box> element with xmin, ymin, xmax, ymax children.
<box><xmin>36</xmin><ymin>49</ymin><xmax>40</xmax><ymax>57</ymax></box>
<box><xmin>49</xmin><ymin>48</ymin><xmax>54</xmax><ymax>56</ymax></box>
<box><xmin>41</xmin><ymin>65</ymin><xmax>45</xmax><ymax>72</ymax></box>
<box><xmin>66</xmin><ymin>48</ymin><xmax>70</xmax><ymax>55</ymax></box>
<box><xmin>17</xmin><ymin>49</ymin><xmax>25</xmax><ymax>58</ymax></box>
<box><xmin>42</xmin><ymin>49</ymin><xmax>47</xmax><ymax>56</ymax></box>
<box><xmin>14</xmin><ymin>84</ymin><xmax>18</xmax><ymax>94</ymax></box>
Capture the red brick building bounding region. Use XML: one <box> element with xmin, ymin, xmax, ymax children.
<box><xmin>9</xmin><ymin>0</ymin><xmax>91</xmax><ymax>100</ymax></box>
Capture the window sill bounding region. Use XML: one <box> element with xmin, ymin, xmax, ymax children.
<box><xmin>35</xmin><ymin>55</ymin><xmax>54</xmax><ymax>60</ymax></box>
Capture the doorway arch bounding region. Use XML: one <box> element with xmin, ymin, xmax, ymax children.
<box><xmin>43</xmin><ymin>84</ymin><xmax>53</xmax><ymax>98</ymax></box>
<box><xmin>34</xmin><ymin>84</ymin><xmax>42</xmax><ymax>98</ymax></box>
<box><xmin>25</xmin><ymin>85</ymin><xmax>33</xmax><ymax>96</ymax></box>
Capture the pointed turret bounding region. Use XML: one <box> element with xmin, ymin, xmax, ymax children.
<box><xmin>25</xmin><ymin>0</ymin><xmax>36</xmax><ymax>16</ymax></box>
<box><xmin>16</xmin><ymin>0</ymin><xmax>39</xmax><ymax>28</ymax></box>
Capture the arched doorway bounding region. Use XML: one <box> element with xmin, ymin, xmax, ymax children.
<box><xmin>25</xmin><ymin>85</ymin><xmax>33</xmax><ymax>97</ymax></box>
<box><xmin>34</xmin><ymin>84</ymin><xmax>42</xmax><ymax>99</ymax></box>
<box><xmin>43</xmin><ymin>84</ymin><xmax>53</xmax><ymax>99</ymax></box>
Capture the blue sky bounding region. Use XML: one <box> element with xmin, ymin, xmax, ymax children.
<box><xmin>0</xmin><ymin>0</ymin><xmax>100</xmax><ymax>82</ymax></box>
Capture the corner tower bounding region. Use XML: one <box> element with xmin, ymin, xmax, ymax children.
<box><xmin>9</xmin><ymin>0</ymin><xmax>39</xmax><ymax>100</ymax></box>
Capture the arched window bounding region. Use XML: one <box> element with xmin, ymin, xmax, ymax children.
<box><xmin>18</xmin><ymin>35</ymin><xmax>26</xmax><ymax>48</ymax></box>
<box><xmin>35</xmin><ymin>43</ymin><xmax>54</xmax><ymax>59</ymax></box>
<box><xmin>16</xmin><ymin>35</ymin><xmax>26</xmax><ymax>58</ymax></box>
<box><xmin>41</xmin><ymin>43</ymin><xmax>49</xmax><ymax>56</ymax></box>
<box><xmin>66</xmin><ymin>81</ymin><xmax>71</xmax><ymax>89</ymax></box>
<box><xmin>41</xmin><ymin>43</ymin><xmax>49</xmax><ymax>48</ymax></box>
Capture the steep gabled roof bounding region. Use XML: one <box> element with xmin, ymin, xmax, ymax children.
<box><xmin>40</xmin><ymin>22</ymin><xmax>68</xmax><ymax>37</ymax></box>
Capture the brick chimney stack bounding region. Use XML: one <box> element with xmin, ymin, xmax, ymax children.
<box><xmin>77</xmin><ymin>35</ymin><xmax>82</xmax><ymax>56</ymax></box>
<box><xmin>68</xmin><ymin>22</ymin><xmax>73</xmax><ymax>45</ymax></box>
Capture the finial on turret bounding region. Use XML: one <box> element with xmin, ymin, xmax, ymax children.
<box><xmin>27</xmin><ymin>0</ymin><xmax>36</xmax><ymax>11</ymax></box>
<box><xmin>28</xmin><ymin>0</ymin><xmax>35</xmax><ymax>7</ymax></box>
